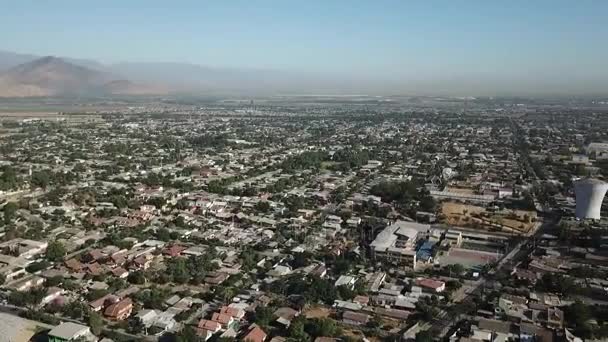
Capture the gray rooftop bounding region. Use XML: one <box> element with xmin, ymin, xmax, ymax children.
<box><xmin>48</xmin><ymin>322</ymin><xmax>90</xmax><ymax>339</ymax></box>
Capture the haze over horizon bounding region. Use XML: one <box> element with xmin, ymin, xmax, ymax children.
<box><xmin>3</xmin><ymin>0</ymin><xmax>608</xmax><ymax>96</ymax></box>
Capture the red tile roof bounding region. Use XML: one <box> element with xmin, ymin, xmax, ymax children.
<box><xmin>415</xmin><ymin>278</ymin><xmax>445</xmax><ymax>289</ymax></box>
<box><xmin>198</xmin><ymin>319</ymin><xmax>221</xmax><ymax>331</ymax></box>
<box><xmin>212</xmin><ymin>312</ymin><xmax>233</xmax><ymax>325</ymax></box>
<box><xmin>243</xmin><ymin>325</ymin><xmax>267</xmax><ymax>342</ymax></box>
<box><xmin>220</xmin><ymin>306</ymin><xmax>244</xmax><ymax>318</ymax></box>
<box><xmin>104</xmin><ymin>298</ymin><xmax>133</xmax><ymax>319</ymax></box>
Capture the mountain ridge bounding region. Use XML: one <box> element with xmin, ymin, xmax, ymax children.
<box><xmin>0</xmin><ymin>56</ymin><xmax>167</xmax><ymax>97</ymax></box>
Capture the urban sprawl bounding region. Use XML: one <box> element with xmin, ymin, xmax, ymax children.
<box><xmin>0</xmin><ymin>96</ymin><xmax>608</xmax><ymax>342</ymax></box>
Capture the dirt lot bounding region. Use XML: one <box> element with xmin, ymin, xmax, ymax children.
<box><xmin>304</xmin><ymin>305</ymin><xmax>332</xmax><ymax>319</ymax></box>
<box><xmin>441</xmin><ymin>201</ymin><xmax>536</xmax><ymax>234</ymax></box>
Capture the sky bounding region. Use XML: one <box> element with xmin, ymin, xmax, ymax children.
<box><xmin>2</xmin><ymin>0</ymin><xmax>608</xmax><ymax>95</ymax></box>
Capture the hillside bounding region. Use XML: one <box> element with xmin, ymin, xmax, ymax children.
<box><xmin>0</xmin><ymin>56</ymin><xmax>167</xmax><ymax>97</ymax></box>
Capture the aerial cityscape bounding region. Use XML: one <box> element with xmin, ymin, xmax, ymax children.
<box><xmin>1</xmin><ymin>2</ymin><xmax>608</xmax><ymax>342</ymax></box>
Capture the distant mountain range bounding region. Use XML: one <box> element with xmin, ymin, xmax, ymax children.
<box><xmin>0</xmin><ymin>54</ymin><xmax>167</xmax><ymax>97</ymax></box>
<box><xmin>1</xmin><ymin>50</ymin><xmax>607</xmax><ymax>97</ymax></box>
<box><xmin>0</xmin><ymin>50</ymin><xmax>363</xmax><ymax>97</ymax></box>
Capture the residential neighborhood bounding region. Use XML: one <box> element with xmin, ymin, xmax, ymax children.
<box><xmin>0</xmin><ymin>96</ymin><xmax>607</xmax><ymax>342</ymax></box>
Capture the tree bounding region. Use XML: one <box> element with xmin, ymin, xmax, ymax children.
<box><xmin>26</xmin><ymin>260</ymin><xmax>51</xmax><ymax>273</ymax></box>
<box><xmin>167</xmin><ymin>257</ymin><xmax>190</xmax><ymax>284</ymax></box>
<box><xmin>135</xmin><ymin>286</ymin><xmax>169</xmax><ymax>310</ymax></box>
<box><xmin>128</xmin><ymin>270</ymin><xmax>146</xmax><ymax>285</ymax></box>
<box><xmin>289</xmin><ymin>316</ymin><xmax>311</xmax><ymax>342</ymax></box>
<box><xmin>254</xmin><ymin>306</ymin><xmax>275</xmax><ymax>328</ymax></box>
<box><xmin>3</xmin><ymin>201</ymin><xmax>18</xmax><ymax>224</ymax></box>
<box><xmin>305</xmin><ymin>318</ymin><xmax>341</xmax><ymax>338</ymax></box>
<box><xmin>254</xmin><ymin>201</ymin><xmax>271</xmax><ymax>213</ymax></box>
<box><xmin>62</xmin><ymin>301</ymin><xmax>88</xmax><ymax>319</ymax></box>
<box><xmin>89</xmin><ymin>311</ymin><xmax>104</xmax><ymax>336</ymax></box>
<box><xmin>156</xmin><ymin>228</ymin><xmax>172</xmax><ymax>242</ymax></box>
<box><xmin>127</xmin><ymin>318</ymin><xmax>144</xmax><ymax>334</ymax></box>
<box><xmin>176</xmin><ymin>325</ymin><xmax>200</xmax><ymax>342</ymax></box>
<box><xmin>9</xmin><ymin>287</ymin><xmax>46</xmax><ymax>309</ymax></box>
<box><xmin>564</xmin><ymin>301</ymin><xmax>593</xmax><ymax>338</ymax></box>
<box><xmin>46</xmin><ymin>241</ymin><xmax>67</xmax><ymax>262</ymax></box>
<box><xmin>31</xmin><ymin>171</ymin><xmax>51</xmax><ymax>188</ymax></box>
<box><xmin>415</xmin><ymin>330</ymin><xmax>433</xmax><ymax>342</ymax></box>
<box><xmin>111</xmin><ymin>195</ymin><xmax>128</xmax><ymax>209</ymax></box>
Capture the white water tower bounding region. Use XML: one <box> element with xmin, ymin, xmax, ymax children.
<box><xmin>574</xmin><ymin>178</ymin><xmax>608</xmax><ymax>220</ymax></box>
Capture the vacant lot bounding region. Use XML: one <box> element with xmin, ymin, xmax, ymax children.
<box><xmin>0</xmin><ymin>312</ymin><xmax>51</xmax><ymax>342</ymax></box>
<box><xmin>304</xmin><ymin>305</ymin><xmax>332</xmax><ymax>318</ymax></box>
<box><xmin>441</xmin><ymin>201</ymin><xmax>536</xmax><ymax>234</ymax></box>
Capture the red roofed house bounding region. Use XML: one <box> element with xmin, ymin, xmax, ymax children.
<box><xmin>342</xmin><ymin>311</ymin><xmax>370</xmax><ymax>326</ymax></box>
<box><xmin>198</xmin><ymin>319</ymin><xmax>222</xmax><ymax>332</ymax></box>
<box><xmin>415</xmin><ymin>278</ymin><xmax>446</xmax><ymax>293</ymax></box>
<box><xmin>130</xmin><ymin>255</ymin><xmax>152</xmax><ymax>270</ymax></box>
<box><xmin>163</xmin><ymin>244</ymin><xmax>188</xmax><ymax>257</ymax></box>
<box><xmin>89</xmin><ymin>294</ymin><xmax>119</xmax><ymax>312</ymax></box>
<box><xmin>84</xmin><ymin>249</ymin><xmax>106</xmax><ymax>263</ymax></box>
<box><xmin>85</xmin><ymin>263</ymin><xmax>105</xmax><ymax>276</ymax></box>
<box><xmin>197</xmin><ymin>319</ymin><xmax>221</xmax><ymax>339</ymax></box>
<box><xmin>219</xmin><ymin>306</ymin><xmax>245</xmax><ymax>320</ymax></box>
<box><xmin>104</xmin><ymin>298</ymin><xmax>133</xmax><ymax>320</ymax></box>
<box><xmin>65</xmin><ymin>258</ymin><xmax>83</xmax><ymax>272</ymax></box>
<box><xmin>243</xmin><ymin>325</ymin><xmax>267</xmax><ymax>342</ymax></box>
<box><xmin>211</xmin><ymin>312</ymin><xmax>235</xmax><ymax>329</ymax></box>
<box><xmin>111</xmin><ymin>267</ymin><xmax>129</xmax><ymax>278</ymax></box>
<box><xmin>196</xmin><ymin>328</ymin><xmax>214</xmax><ymax>341</ymax></box>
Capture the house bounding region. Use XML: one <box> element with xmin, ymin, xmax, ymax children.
<box><xmin>274</xmin><ymin>307</ymin><xmax>299</xmax><ymax>327</ymax></box>
<box><xmin>65</xmin><ymin>258</ymin><xmax>83</xmax><ymax>272</ymax></box>
<box><xmin>111</xmin><ymin>266</ymin><xmax>129</xmax><ymax>278</ymax></box>
<box><xmin>48</xmin><ymin>322</ymin><xmax>92</xmax><ymax>342</ymax></box>
<box><xmin>85</xmin><ymin>263</ymin><xmax>104</xmax><ymax>276</ymax></box>
<box><xmin>315</xmin><ymin>338</ymin><xmax>339</xmax><ymax>342</ymax></box>
<box><xmin>153</xmin><ymin>310</ymin><xmax>178</xmax><ymax>331</ymax></box>
<box><xmin>335</xmin><ymin>275</ymin><xmax>357</xmax><ymax>289</ymax></box>
<box><xmin>104</xmin><ymin>297</ymin><xmax>133</xmax><ymax>320</ymax></box>
<box><xmin>268</xmin><ymin>265</ymin><xmax>292</xmax><ymax>277</ymax></box>
<box><xmin>10</xmin><ymin>276</ymin><xmax>45</xmax><ymax>291</ymax></box>
<box><xmin>204</xmin><ymin>271</ymin><xmax>229</xmax><ymax>285</ymax></box>
<box><xmin>83</xmin><ymin>249</ymin><xmax>106</xmax><ymax>263</ymax></box>
<box><xmin>310</xmin><ymin>264</ymin><xmax>327</xmax><ymax>278</ymax></box>
<box><xmin>212</xmin><ymin>312</ymin><xmax>235</xmax><ymax>329</ymax></box>
<box><xmin>545</xmin><ymin>307</ymin><xmax>564</xmax><ymax>329</ymax></box>
<box><xmin>415</xmin><ymin>278</ymin><xmax>445</xmax><ymax>293</ymax></box>
<box><xmin>366</xmin><ymin>272</ymin><xmax>386</xmax><ymax>292</ymax></box>
<box><xmin>243</xmin><ymin>325</ymin><xmax>267</xmax><ymax>342</ymax></box>
<box><xmin>0</xmin><ymin>238</ymin><xmax>48</xmax><ymax>259</ymax></box>
<box><xmin>353</xmin><ymin>295</ymin><xmax>369</xmax><ymax>306</ymax></box>
<box><xmin>135</xmin><ymin>309</ymin><xmax>159</xmax><ymax>327</ymax></box>
<box><xmin>342</xmin><ymin>311</ymin><xmax>370</xmax><ymax>326</ymax></box>
<box><xmin>346</xmin><ymin>217</ymin><xmax>361</xmax><ymax>227</ymax></box>
<box><xmin>196</xmin><ymin>328</ymin><xmax>215</xmax><ymax>341</ymax></box>
<box><xmin>198</xmin><ymin>319</ymin><xmax>222</xmax><ymax>333</ymax></box>
<box><xmin>163</xmin><ymin>244</ymin><xmax>188</xmax><ymax>257</ymax></box>
<box><xmin>334</xmin><ymin>300</ymin><xmax>363</xmax><ymax>311</ymax></box>
<box><xmin>130</xmin><ymin>255</ymin><xmax>152</xmax><ymax>270</ymax></box>
<box><xmin>513</xmin><ymin>269</ymin><xmax>538</xmax><ymax>284</ymax></box>
<box><xmin>220</xmin><ymin>306</ymin><xmax>245</xmax><ymax>320</ymax></box>
<box><xmin>89</xmin><ymin>294</ymin><xmax>119</xmax><ymax>312</ymax></box>
<box><xmin>477</xmin><ymin>318</ymin><xmax>511</xmax><ymax>335</ymax></box>
<box><xmin>41</xmin><ymin>287</ymin><xmax>64</xmax><ymax>306</ymax></box>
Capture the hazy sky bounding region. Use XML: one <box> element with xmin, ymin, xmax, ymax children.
<box><xmin>3</xmin><ymin>1</ymin><xmax>608</xmax><ymax>95</ymax></box>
